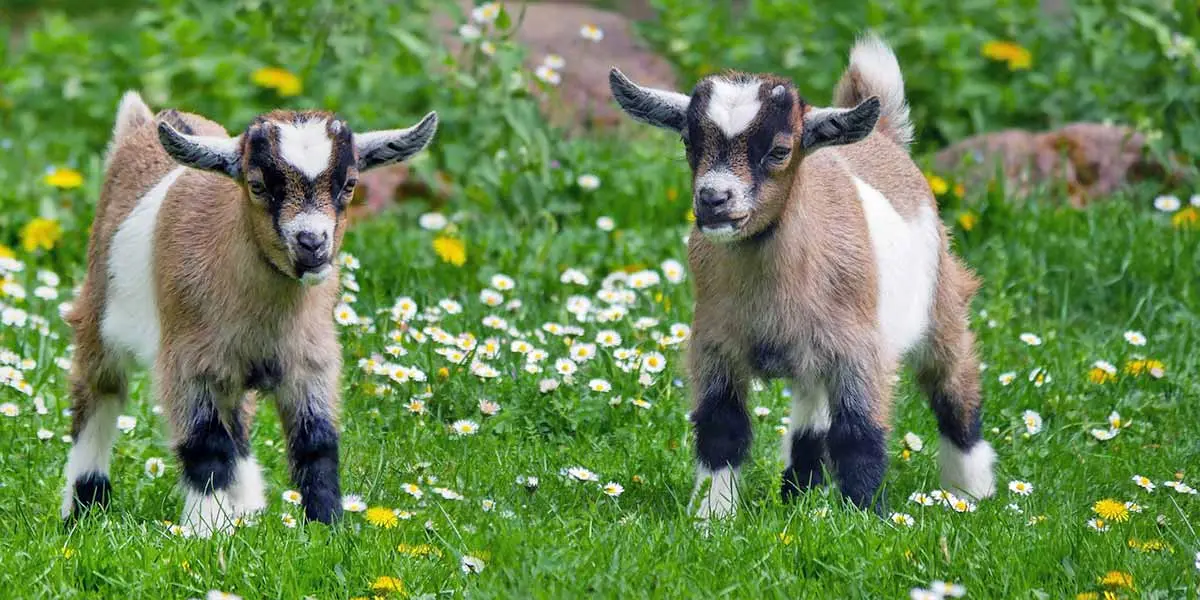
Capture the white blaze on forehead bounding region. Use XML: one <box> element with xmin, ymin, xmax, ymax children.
<box><xmin>854</xmin><ymin>176</ymin><xmax>940</xmax><ymax>363</ymax></box>
<box><xmin>706</xmin><ymin>77</ymin><xmax>762</xmax><ymax>138</ymax></box>
<box><xmin>276</xmin><ymin>118</ymin><xmax>333</xmax><ymax>179</ymax></box>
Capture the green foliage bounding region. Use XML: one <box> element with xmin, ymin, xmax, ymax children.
<box><xmin>643</xmin><ymin>0</ymin><xmax>1200</xmax><ymax>162</ymax></box>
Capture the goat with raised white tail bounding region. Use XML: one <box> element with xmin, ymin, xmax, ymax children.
<box><xmin>610</xmin><ymin>34</ymin><xmax>995</xmax><ymax>519</ymax></box>
<box><xmin>61</xmin><ymin>92</ymin><xmax>437</xmax><ymax>536</ymax></box>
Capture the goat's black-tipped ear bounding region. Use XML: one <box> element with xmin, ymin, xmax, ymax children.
<box><xmin>157</xmin><ymin>120</ymin><xmax>243</xmax><ymax>179</ymax></box>
<box><xmin>354</xmin><ymin>111</ymin><xmax>439</xmax><ymax>172</ymax></box>
<box><xmin>800</xmin><ymin>96</ymin><xmax>880</xmax><ymax>151</ymax></box>
<box><xmin>609</xmin><ymin>67</ymin><xmax>690</xmax><ymax>134</ymax></box>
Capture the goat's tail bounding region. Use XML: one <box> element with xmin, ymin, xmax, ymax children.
<box><xmin>102</xmin><ymin>91</ymin><xmax>154</xmax><ymax>170</ymax></box>
<box><xmin>833</xmin><ymin>34</ymin><xmax>914</xmax><ymax>149</ymax></box>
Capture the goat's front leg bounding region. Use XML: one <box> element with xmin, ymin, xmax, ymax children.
<box><xmin>277</xmin><ymin>369</ymin><xmax>342</xmax><ymax>524</ymax></box>
<box><xmin>690</xmin><ymin>346</ymin><xmax>750</xmax><ymax>520</ymax></box>
<box><xmin>166</xmin><ymin>372</ymin><xmax>247</xmax><ymax>538</ymax></box>
<box><xmin>825</xmin><ymin>358</ymin><xmax>890</xmax><ymax>512</ymax></box>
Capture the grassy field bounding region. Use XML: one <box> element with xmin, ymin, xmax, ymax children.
<box><xmin>2</xmin><ymin>1</ymin><xmax>1200</xmax><ymax>599</ymax></box>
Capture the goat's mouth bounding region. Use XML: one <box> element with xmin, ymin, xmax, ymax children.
<box><xmin>295</xmin><ymin>261</ymin><xmax>332</xmax><ymax>286</ymax></box>
<box><xmin>698</xmin><ymin>215</ymin><xmax>748</xmax><ymax>238</ymax></box>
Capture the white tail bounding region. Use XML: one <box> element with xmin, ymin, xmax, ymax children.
<box><xmin>834</xmin><ymin>34</ymin><xmax>914</xmax><ymax>148</ymax></box>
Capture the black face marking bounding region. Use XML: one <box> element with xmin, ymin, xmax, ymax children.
<box><xmin>826</xmin><ymin>366</ymin><xmax>887</xmax><ymax>512</ymax></box>
<box><xmin>781</xmin><ymin>429</ymin><xmax>826</xmax><ymax>502</ymax></box>
<box><xmin>328</xmin><ymin>120</ymin><xmax>356</xmax><ymax>209</ymax></box>
<box><xmin>749</xmin><ymin>340</ymin><xmax>792</xmax><ymax>379</ymax></box>
<box><xmin>245</xmin><ymin>357</ymin><xmax>282</xmax><ymax>391</ymax></box>
<box><xmin>800</xmin><ymin>97</ymin><xmax>881</xmax><ymax>151</ymax></box>
<box><xmin>690</xmin><ymin>351</ymin><xmax>751</xmax><ymax>471</ymax></box>
<box><xmin>286</xmin><ymin>401</ymin><xmax>342</xmax><ymax>524</ymax></box>
<box><xmin>176</xmin><ymin>378</ymin><xmax>247</xmax><ymax>493</ymax></box>
<box><xmin>69</xmin><ymin>472</ymin><xmax>112</xmax><ymax>519</ymax></box>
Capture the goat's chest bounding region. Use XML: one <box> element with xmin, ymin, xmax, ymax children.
<box><xmin>705</xmin><ymin>280</ymin><xmax>820</xmax><ymax>380</ymax></box>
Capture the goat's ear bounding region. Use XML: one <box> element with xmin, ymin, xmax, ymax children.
<box><xmin>609</xmin><ymin>67</ymin><xmax>690</xmax><ymax>134</ymax></box>
<box><xmin>800</xmin><ymin>96</ymin><xmax>881</xmax><ymax>151</ymax></box>
<box><xmin>354</xmin><ymin>111</ymin><xmax>439</xmax><ymax>172</ymax></box>
<box><xmin>157</xmin><ymin>120</ymin><xmax>243</xmax><ymax>179</ymax></box>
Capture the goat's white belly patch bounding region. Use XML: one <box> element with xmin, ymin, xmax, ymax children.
<box><xmin>100</xmin><ymin>166</ymin><xmax>186</xmax><ymax>365</ymax></box>
<box><xmin>853</xmin><ymin>176</ymin><xmax>940</xmax><ymax>362</ymax></box>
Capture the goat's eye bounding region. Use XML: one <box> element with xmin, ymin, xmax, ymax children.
<box><xmin>247</xmin><ymin>180</ymin><xmax>268</xmax><ymax>197</ymax></box>
<box><xmin>342</xmin><ymin>178</ymin><xmax>358</xmax><ymax>194</ymax></box>
<box><xmin>765</xmin><ymin>146</ymin><xmax>791</xmax><ymax>165</ymax></box>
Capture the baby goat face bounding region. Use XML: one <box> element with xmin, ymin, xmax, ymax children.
<box><xmin>610</xmin><ymin>70</ymin><xmax>879</xmax><ymax>242</ymax></box>
<box><xmin>158</xmin><ymin>110</ymin><xmax>438</xmax><ymax>284</ymax></box>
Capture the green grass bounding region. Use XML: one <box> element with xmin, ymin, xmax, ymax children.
<box><xmin>1</xmin><ymin>193</ymin><xmax>1199</xmax><ymax>599</ymax></box>
<box><xmin>1</xmin><ymin>0</ymin><xmax>1200</xmax><ymax>597</ymax></box>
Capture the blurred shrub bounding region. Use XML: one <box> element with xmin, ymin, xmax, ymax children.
<box><xmin>642</xmin><ymin>0</ymin><xmax>1200</xmax><ymax>164</ymax></box>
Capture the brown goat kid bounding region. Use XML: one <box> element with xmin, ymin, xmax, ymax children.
<box><xmin>610</xmin><ymin>35</ymin><xmax>995</xmax><ymax>519</ymax></box>
<box><xmin>61</xmin><ymin>92</ymin><xmax>437</xmax><ymax>535</ymax></box>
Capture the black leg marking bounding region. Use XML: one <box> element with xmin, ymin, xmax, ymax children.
<box><xmin>928</xmin><ymin>389</ymin><xmax>982</xmax><ymax>451</ymax></box>
<box><xmin>691</xmin><ymin>363</ymin><xmax>750</xmax><ymax>472</ymax></box>
<box><xmin>245</xmin><ymin>357</ymin><xmax>282</xmax><ymax>391</ymax></box>
<box><xmin>826</xmin><ymin>368</ymin><xmax>887</xmax><ymax>512</ymax></box>
<box><xmin>176</xmin><ymin>381</ymin><xmax>243</xmax><ymax>493</ymax></box>
<box><xmin>287</xmin><ymin>407</ymin><xmax>342</xmax><ymax>524</ymax></box>
<box><xmin>781</xmin><ymin>429</ymin><xmax>825</xmax><ymax>502</ymax></box>
<box><xmin>71</xmin><ymin>472</ymin><xmax>112</xmax><ymax>517</ymax></box>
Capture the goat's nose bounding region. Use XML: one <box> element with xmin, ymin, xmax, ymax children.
<box><xmin>698</xmin><ymin>187</ymin><xmax>732</xmax><ymax>208</ymax></box>
<box><xmin>296</xmin><ymin>231</ymin><xmax>326</xmax><ymax>253</ymax></box>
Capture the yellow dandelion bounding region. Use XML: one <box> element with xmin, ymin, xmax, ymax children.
<box><xmin>1092</xmin><ymin>498</ymin><xmax>1130</xmax><ymax>522</ymax></box>
<box><xmin>685</xmin><ymin>208</ymin><xmax>696</xmax><ymax>223</ymax></box>
<box><xmin>432</xmin><ymin>236</ymin><xmax>466</xmax><ymax>266</ymax></box>
<box><xmin>1124</xmin><ymin>358</ymin><xmax>1165</xmax><ymax>377</ymax></box>
<box><xmin>1172</xmin><ymin>206</ymin><xmax>1199</xmax><ymax>230</ymax></box>
<box><xmin>777</xmin><ymin>532</ymin><xmax>794</xmax><ymax>545</ymax></box>
<box><xmin>1075</xmin><ymin>593</ymin><xmax>1098</xmax><ymax>600</ymax></box>
<box><xmin>957</xmin><ymin>211</ymin><xmax>978</xmax><ymax>232</ymax></box>
<box><xmin>666</xmin><ymin>187</ymin><xmax>678</xmax><ymax>202</ymax></box>
<box><xmin>370</xmin><ymin>576</ymin><xmax>404</xmax><ymax>594</ymax></box>
<box><xmin>251</xmin><ymin>67</ymin><xmax>303</xmax><ymax>97</ymax></box>
<box><xmin>926</xmin><ymin>173</ymin><xmax>949</xmax><ymax>196</ymax></box>
<box><xmin>953</xmin><ymin>183</ymin><xmax>966</xmax><ymax>197</ymax></box>
<box><xmin>1098</xmin><ymin>570</ymin><xmax>1134</xmax><ymax>590</ymax></box>
<box><xmin>21</xmin><ymin>218</ymin><xmax>63</xmax><ymax>252</ymax></box>
<box><xmin>0</xmin><ymin>245</ymin><xmax>13</xmax><ymax>259</ymax></box>
<box><xmin>1088</xmin><ymin>367</ymin><xmax>1116</xmax><ymax>384</ymax></box>
<box><xmin>365</xmin><ymin>507</ymin><xmax>399</xmax><ymax>529</ymax></box>
<box><xmin>44</xmin><ymin>167</ymin><xmax>84</xmax><ymax>189</ymax></box>
<box><xmin>61</xmin><ymin>547</ymin><xmax>76</xmax><ymax>559</ymax></box>
<box><xmin>982</xmin><ymin>40</ymin><xmax>1032</xmax><ymax>70</ymax></box>
<box><xmin>397</xmin><ymin>543</ymin><xmax>443</xmax><ymax>558</ymax></box>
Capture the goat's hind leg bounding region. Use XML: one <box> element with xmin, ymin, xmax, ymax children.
<box><xmin>917</xmin><ymin>257</ymin><xmax>995</xmax><ymax>500</ymax></box>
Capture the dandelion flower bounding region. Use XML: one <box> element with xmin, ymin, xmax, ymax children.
<box><xmin>365</xmin><ymin>506</ymin><xmax>399</xmax><ymax>528</ymax></box>
<box><xmin>371</xmin><ymin>576</ymin><xmax>405</xmax><ymax>594</ymax></box>
<box><xmin>1008</xmin><ymin>480</ymin><xmax>1033</xmax><ymax>495</ymax></box>
<box><xmin>1123</xmin><ymin>330</ymin><xmax>1147</xmax><ymax>346</ymax></box>
<box><xmin>1093</xmin><ymin>498</ymin><xmax>1130</xmax><ymax>522</ymax></box>
<box><xmin>602</xmin><ymin>482</ymin><xmax>624</xmax><ymax>497</ymax></box>
<box><xmin>1098</xmin><ymin>571</ymin><xmax>1134</xmax><ymax>590</ymax></box>
<box><xmin>144</xmin><ymin>457</ymin><xmax>166</xmax><ymax>479</ymax></box>
<box><xmin>44</xmin><ymin>167</ymin><xmax>84</xmax><ymax>189</ymax></box>
<box><xmin>1088</xmin><ymin>360</ymin><xmax>1117</xmax><ymax>384</ymax></box>
<box><xmin>20</xmin><ymin>218</ymin><xmax>63</xmax><ymax>252</ymax></box>
<box><xmin>433</xmin><ymin>237</ymin><xmax>467</xmax><ymax>266</ymax></box>
<box><xmin>251</xmin><ymin>67</ymin><xmax>302</xmax><ymax>96</ymax></box>
<box><xmin>981</xmin><ymin>40</ymin><xmax>1032</xmax><ymax>70</ymax></box>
